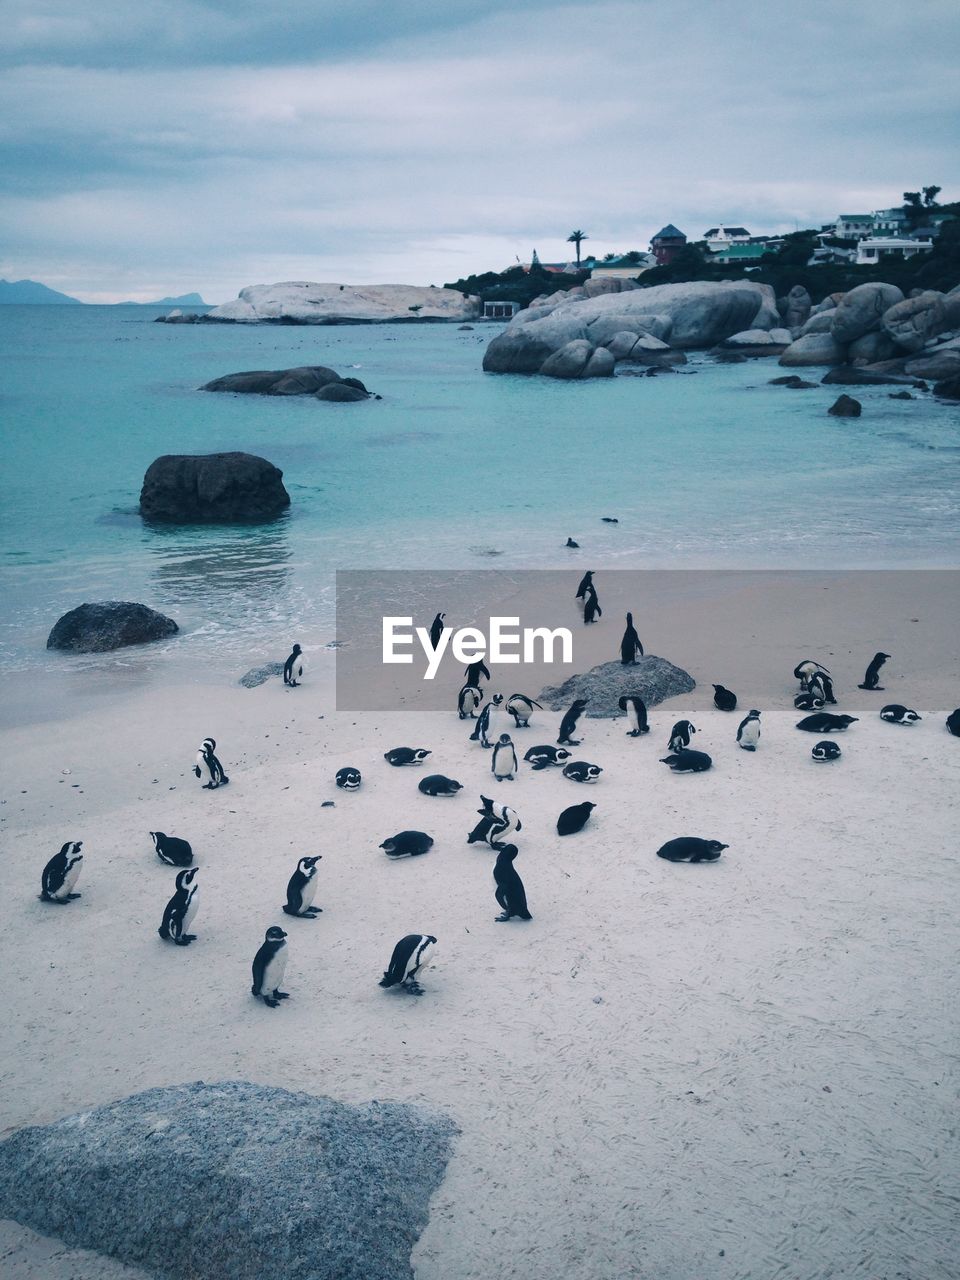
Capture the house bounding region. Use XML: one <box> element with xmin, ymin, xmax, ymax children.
<box><xmin>650</xmin><ymin>224</ymin><xmax>686</xmax><ymax>266</ymax></box>
<box><xmin>835</xmin><ymin>213</ymin><xmax>875</xmax><ymax>240</ymax></box>
<box><xmin>855</xmin><ymin>236</ymin><xmax>933</xmax><ymax>266</ymax></box>
<box><xmin>702</xmin><ymin>225</ymin><xmax>751</xmax><ymax>253</ymax></box>
<box><xmin>591</xmin><ymin>252</ymin><xmax>656</xmax><ymax>279</ymax></box>
<box><xmin>483</xmin><ymin>301</ymin><xmax>521</xmax><ymax>320</ymax></box>
<box><xmin>709</xmin><ymin>243</ymin><xmax>770</xmax><ymax>266</ymax></box>
<box><xmin>872</xmin><ymin>207</ymin><xmax>909</xmax><ymax>236</ymax></box>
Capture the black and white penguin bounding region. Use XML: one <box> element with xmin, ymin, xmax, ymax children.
<box><xmin>811</xmin><ymin>740</ymin><xmax>842</xmax><ymax>762</ymax></box>
<box><xmin>493</xmin><ymin>845</ymin><xmax>532</xmax><ymax>921</ymax></box>
<box><xmin>283</xmin><ymin>644</ymin><xmax>304</xmax><ymax>687</ymax></box>
<box><xmin>384</xmin><ymin>747</ymin><xmax>432</xmax><ymax>766</ymax></box>
<box><xmin>458</xmin><ymin>684</ymin><xmax>483</xmax><ymax>719</ymax></box>
<box><xmin>251</xmin><ymin>926</ymin><xmax>289</xmax><ymax>1008</ymax></box>
<box><xmin>807</xmin><ymin>672</ymin><xmax>836</xmax><ymax>705</ymax></box>
<box><xmin>506</xmin><ymin>693</ymin><xmax>542</xmax><ymax>728</ymax></box>
<box><xmin>667</xmin><ymin>720</ymin><xmax>696</xmax><ymax>752</ymax></box>
<box><xmin>150</xmin><ymin>831</ymin><xmax>193</xmax><ymax>867</ymax></box>
<box><xmin>467</xmin><ymin>796</ymin><xmax>520</xmax><ymax>850</ymax></box>
<box><xmin>660</xmin><ymin>749</ymin><xmax>713</xmax><ymax>773</ymax></box>
<box><xmin>419</xmin><ymin>774</ymin><xmax>463</xmax><ymax>797</ymax></box>
<box><xmin>429</xmin><ymin>612</ymin><xmax>446</xmax><ymax>650</ymax></box>
<box><xmin>379</xmin><ymin>934</ymin><xmax>437</xmax><ymax>995</ymax></box>
<box><xmin>566</xmin><ymin>537</ymin><xmax>580</xmax><ymax>549</ymax></box>
<box><xmin>880</xmin><ymin>704</ymin><xmax>922</xmax><ymax>725</ymax></box>
<box><xmin>470</xmin><ymin>693</ymin><xmax>504</xmax><ymax>748</ymax></box>
<box><xmin>492</xmin><ymin>734</ymin><xmax>519</xmax><ymax>781</ymax></box>
<box><xmin>859</xmin><ymin>652</ymin><xmax>890</xmax><ymax>691</ymax></box>
<box><xmin>601</xmin><ymin>516</ymin><xmax>619</xmax><ymax>523</ymax></box>
<box><xmin>282</xmin><ymin>856</ymin><xmax>322</xmax><ymax>918</ymax></box>
<box><xmin>712</xmin><ymin>685</ymin><xmax>737</xmax><ymax>712</ymax></box>
<box><xmin>618</xmin><ymin>694</ymin><xmax>649</xmax><ymax>737</ymax></box>
<box><xmin>736</xmin><ymin>709</ymin><xmax>761</xmax><ymax>751</ymax></box>
<box><xmin>557</xmin><ymin>801</ymin><xmax>595</xmax><ymax>836</ymax></box>
<box><xmin>40</xmin><ymin>840</ymin><xmax>83</xmax><ymax>903</ymax></box>
<box><xmin>796</xmin><ymin>712</ymin><xmax>858</xmax><ymax>732</ymax></box>
<box><xmin>380</xmin><ymin>831</ymin><xmax>434</xmax><ymax>858</ymax></box>
<box><xmin>335</xmin><ymin>767</ymin><xmax>362</xmax><ymax>790</ymax></box>
<box><xmin>794</xmin><ymin>692</ymin><xmax>825</xmax><ymax>712</ymax></box>
<box><xmin>563</xmin><ymin>760</ymin><xmax>603</xmax><ymax>783</ymax></box>
<box><xmin>557</xmin><ymin>698</ymin><xmax>588</xmax><ymax>746</ymax></box>
<box><xmin>583</xmin><ymin>584</ymin><xmax>602</xmax><ymax>624</ymax></box>
<box><xmin>575</xmin><ymin>570</ymin><xmax>594</xmax><ymax>599</ymax></box>
<box><xmin>523</xmin><ymin>745</ymin><xmax>572</xmax><ymax>771</ymax></box>
<box><xmin>947</xmin><ymin>709</ymin><xmax>960</xmax><ymax>737</ymax></box>
<box><xmin>194</xmin><ymin>738</ymin><xmax>229</xmax><ymax>789</ymax></box>
<box><xmin>464</xmin><ymin>658</ymin><xmax>491</xmax><ymax>689</ymax></box>
<box><xmin>158</xmin><ymin>868</ymin><xmax>199</xmax><ymax>945</ymax></box>
<box><xmin>794</xmin><ymin>660</ymin><xmax>830</xmax><ymax>692</ymax></box>
<box><xmin>656</xmin><ymin>838</ymin><xmax>728</xmax><ymax>862</ymax></box>
<box><xmin>619</xmin><ymin>613</ymin><xmax>644</xmax><ymax>665</ymax></box>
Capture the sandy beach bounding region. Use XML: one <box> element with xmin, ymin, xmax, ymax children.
<box><xmin>1</xmin><ymin>572</ymin><xmax>957</xmax><ymax>1279</ymax></box>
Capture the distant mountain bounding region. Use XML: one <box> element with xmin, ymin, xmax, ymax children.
<box><xmin>0</xmin><ymin>278</ymin><xmax>83</xmax><ymax>304</ymax></box>
<box><xmin>115</xmin><ymin>292</ymin><xmax>208</xmax><ymax>306</ymax></box>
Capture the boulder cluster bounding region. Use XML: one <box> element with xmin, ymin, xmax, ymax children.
<box><xmin>201</xmin><ymin>365</ymin><xmax>374</xmax><ymax>402</ymax></box>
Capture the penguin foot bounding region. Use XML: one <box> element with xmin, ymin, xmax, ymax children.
<box><xmin>275</xmin><ymin>990</ymin><xmax>290</xmax><ymax>1000</ymax></box>
<box><xmin>406</xmin><ymin>981</ymin><xmax>424</xmax><ymax>996</ymax></box>
<box><xmin>262</xmin><ymin>997</ymin><xmax>280</xmax><ymax>1008</ymax></box>
<box><xmin>175</xmin><ymin>935</ymin><xmax>197</xmax><ymax>946</ymax></box>
<box><xmin>494</xmin><ymin>913</ymin><xmax>511</xmax><ymax>922</ymax></box>
<box><xmin>67</xmin><ymin>893</ymin><xmax>82</xmax><ymax>899</ymax></box>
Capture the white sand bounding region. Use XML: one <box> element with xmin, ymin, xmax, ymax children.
<box><xmin>1</xmin><ymin>615</ymin><xmax>958</xmax><ymax>1278</ymax></box>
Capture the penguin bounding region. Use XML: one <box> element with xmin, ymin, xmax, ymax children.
<box><xmin>429</xmin><ymin>612</ymin><xmax>446</xmax><ymax>650</ymax></box>
<box><xmin>794</xmin><ymin>692</ymin><xmax>824</xmax><ymax>712</ymax></box>
<box><xmin>493</xmin><ymin>845</ymin><xmax>531</xmax><ymax>921</ymax></box>
<box><xmin>575</xmin><ymin>570</ymin><xmax>594</xmax><ymax>600</ymax></box>
<box><xmin>458</xmin><ymin>684</ymin><xmax>483</xmax><ymax>719</ymax></box>
<box><xmin>335</xmin><ymin>767</ymin><xmax>362</xmax><ymax>790</ymax></box>
<box><xmin>712</xmin><ymin>685</ymin><xmax>737</xmax><ymax>712</ymax></box>
<box><xmin>656</xmin><ymin>838</ymin><xmax>728</xmax><ymax>863</ymax></box>
<box><xmin>492</xmin><ymin>734</ymin><xmax>519</xmax><ymax>781</ymax></box>
<box><xmin>470</xmin><ymin>693</ymin><xmax>504</xmax><ymax>748</ymax></box>
<box><xmin>506</xmin><ymin>693</ymin><xmax>542</xmax><ymax>728</ymax></box>
<box><xmin>523</xmin><ymin>745</ymin><xmax>572</xmax><ymax>771</ymax></box>
<box><xmin>557</xmin><ymin>698</ymin><xmax>588</xmax><ymax>746</ymax></box>
<box><xmin>194</xmin><ymin>737</ymin><xmax>229</xmax><ymax>789</ymax></box>
<box><xmin>667</xmin><ymin>720</ymin><xmax>696</xmax><ymax>752</ymax></box>
<box><xmin>150</xmin><ymin>831</ymin><xmax>193</xmax><ymax>867</ymax></box>
<box><xmin>947</xmin><ymin>709</ymin><xmax>960</xmax><ymax>737</ymax></box>
<box><xmin>557</xmin><ymin>801</ymin><xmax>595</xmax><ymax>836</ymax></box>
<box><xmin>660</xmin><ymin>749</ymin><xmax>713</xmax><ymax>773</ymax></box>
<box><xmin>40</xmin><ymin>840</ymin><xmax>83</xmax><ymax>903</ymax></box>
<box><xmin>464</xmin><ymin>658</ymin><xmax>491</xmax><ymax>689</ymax></box>
<box><xmin>880</xmin><ymin>704</ymin><xmax>922</xmax><ymax>725</ymax></box>
<box><xmin>467</xmin><ymin>797</ymin><xmax>521</xmax><ymax>850</ymax></box>
<box><xmin>811</xmin><ymin>740</ymin><xmax>842</xmax><ymax>762</ymax></box>
<box><xmin>796</xmin><ymin>713</ymin><xmax>858</xmax><ymax>732</ymax></box>
<box><xmin>566</xmin><ymin>537</ymin><xmax>580</xmax><ymax>548</ymax></box>
<box><xmin>282</xmin><ymin>855</ymin><xmax>322</xmax><ymax>917</ymax></box>
<box><xmin>736</xmin><ymin>709</ymin><xmax>761</xmax><ymax>751</ymax></box>
<box><xmin>601</xmin><ymin>516</ymin><xmax>619</xmax><ymax>523</ymax></box>
<box><xmin>379</xmin><ymin>934</ymin><xmax>437</xmax><ymax>995</ymax></box>
<box><xmin>384</xmin><ymin>747</ymin><xmax>432</xmax><ymax>766</ymax></box>
<box><xmin>583</xmin><ymin>584</ymin><xmax>602</xmax><ymax>624</ymax></box>
<box><xmin>859</xmin><ymin>652</ymin><xmax>890</xmax><ymax>691</ymax></box>
<box><xmin>419</xmin><ymin>774</ymin><xmax>463</xmax><ymax>796</ymax></box>
<box><xmin>563</xmin><ymin>761</ymin><xmax>603</xmax><ymax>783</ymax></box>
<box><xmin>807</xmin><ymin>672</ymin><xmax>837</xmax><ymax>705</ymax></box>
<box><xmin>618</xmin><ymin>694</ymin><xmax>649</xmax><ymax>737</ymax></box>
<box><xmin>794</xmin><ymin>660</ymin><xmax>831</xmax><ymax>691</ymax></box>
<box><xmin>158</xmin><ymin>868</ymin><xmax>199</xmax><ymax>945</ymax></box>
<box><xmin>251</xmin><ymin>926</ymin><xmax>289</xmax><ymax>1008</ymax></box>
<box><xmin>283</xmin><ymin>644</ymin><xmax>304</xmax><ymax>687</ymax></box>
<box><xmin>619</xmin><ymin>613</ymin><xmax>644</xmax><ymax>665</ymax></box>
<box><xmin>379</xmin><ymin>831</ymin><xmax>434</xmax><ymax>858</ymax></box>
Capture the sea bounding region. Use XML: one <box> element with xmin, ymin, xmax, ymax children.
<box><xmin>1</xmin><ymin>304</ymin><xmax>958</xmax><ymax>705</ymax></box>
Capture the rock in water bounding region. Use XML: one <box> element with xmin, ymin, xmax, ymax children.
<box><xmin>0</xmin><ymin>1080</ymin><xmax>458</xmax><ymax>1280</ymax></box>
<box><xmin>828</xmin><ymin>395</ymin><xmax>862</xmax><ymax>418</ymax></box>
<box><xmin>539</xmin><ymin>655</ymin><xmax>695</xmax><ymax>717</ymax></box>
<box><xmin>933</xmin><ymin>374</ymin><xmax>960</xmax><ymax>400</ymax></box>
<box><xmin>46</xmin><ymin>602</ymin><xmax>178</xmax><ymax>652</ymax></box>
<box><xmin>139</xmin><ymin>452</ymin><xmax>290</xmax><ymax>523</ymax></box>
<box><xmin>201</xmin><ymin>366</ymin><xmax>344</xmax><ymax>395</ymax></box>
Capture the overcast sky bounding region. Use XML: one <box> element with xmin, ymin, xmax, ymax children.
<box><xmin>1</xmin><ymin>0</ymin><xmax>957</xmax><ymax>302</ymax></box>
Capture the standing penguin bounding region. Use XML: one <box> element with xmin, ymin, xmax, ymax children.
<box><xmin>493</xmin><ymin>845</ymin><xmax>532</xmax><ymax>921</ymax></box>
<box><xmin>583</xmin><ymin>584</ymin><xmax>602</xmax><ymax>624</ymax></box>
<box><xmin>283</xmin><ymin>644</ymin><xmax>304</xmax><ymax>687</ymax></box>
<box><xmin>619</xmin><ymin>613</ymin><xmax>644</xmax><ymax>664</ymax></box>
<box><xmin>575</xmin><ymin>570</ymin><xmax>594</xmax><ymax>600</ymax></box>
<box><xmin>794</xmin><ymin>660</ymin><xmax>830</xmax><ymax>692</ymax></box>
<box><xmin>194</xmin><ymin>738</ymin><xmax>229</xmax><ymax>789</ymax></box>
<box><xmin>471</xmin><ymin>693</ymin><xmax>504</xmax><ymax>748</ymax></box>
<box><xmin>859</xmin><ymin>652</ymin><xmax>890</xmax><ymax>691</ymax></box>
<box><xmin>282</xmin><ymin>855</ymin><xmax>322</xmax><ymax>918</ymax></box>
<box><xmin>464</xmin><ymin>658</ymin><xmax>491</xmax><ymax>689</ymax></box>
<box><xmin>668</xmin><ymin>720</ymin><xmax>696</xmax><ymax>752</ymax></box>
<box><xmin>491</xmin><ymin>734</ymin><xmax>518</xmax><ymax>781</ymax></box>
<box><xmin>251</xmin><ymin>926</ymin><xmax>290</xmax><ymax>1008</ymax></box>
<box><xmin>158</xmin><ymin>868</ymin><xmax>199</xmax><ymax>946</ymax></box>
<box><xmin>379</xmin><ymin>934</ymin><xmax>437</xmax><ymax>995</ymax></box>
<box><xmin>40</xmin><ymin>841</ymin><xmax>83</xmax><ymax>903</ymax></box>
<box><xmin>736</xmin><ymin>709</ymin><xmax>762</xmax><ymax>751</ymax></box>
<box><xmin>467</xmin><ymin>796</ymin><xmax>521</xmax><ymax>849</ymax></box>
<box><xmin>506</xmin><ymin>693</ymin><xmax>542</xmax><ymax>728</ymax></box>
<box><xmin>558</xmin><ymin>698</ymin><xmax>589</xmax><ymax>746</ymax></box>
<box><xmin>712</xmin><ymin>685</ymin><xmax>738</xmax><ymax>712</ymax></box>
<box><xmin>618</xmin><ymin>694</ymin><xmax>649</xmax><ymax>737</ymax></box>
<box><xmin>429</xmin><ymin>613</ymin><xmax>446</xmax><ymax>650</ymax></box>
<box><xmin>808</xmin><ymin>672</ymin><xmax>836</xmax><ymax>705</ymax></box>
<box><xmin>458</xmin><ymin>684</ymin><xmax>483</xmax><ymax>719</ymax></box>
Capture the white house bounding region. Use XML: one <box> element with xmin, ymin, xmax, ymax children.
<box><xmin>702</xmin><ymin>225</ymin><xmax>751</xmax><ymax>252</ymax></box>
<box><xmin>835</xmin><ymin>213</ymin><xmax>875</xmax><ymax>239</ymax></box>
<box><xmin>855</xmin><ymin>236</ymin><xmax>933</xmax><ymax>265</ymax></box>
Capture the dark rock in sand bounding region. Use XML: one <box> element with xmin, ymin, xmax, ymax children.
<box><xmin>828</xmin><ymin>394</ymin><xmax>862</xmax><ymax>418</ymax></box>
<box><xmin>47</xmin><ymin>602</ymin><xmax>178</xmax><ymax>653</ymax></box>
<box><xmin>316</xmin><ymin>382</ymin><xmax>371</xmax><ymax>402</ymax></box>
<box><xmin>0</xmin><ymin>1080</ymin><xmax>458</xmax><ymax>1280</ymax></box>
<box><xmin>201</xmin><ymin>366</ymin><xmax>343</xmax><ymax>395</ymax></box>
<box><xmin>888</xmin><ymin>391</ymin><xmax>915</xmax><ymax>400</ymax></box>
<box><xmin>238</xmin><ymin>661</ymin><xmax>285</xmax><ymax>688</ymax></box>
<box><xmin>140</xmin><ymin>452</ymin><xmax>290</xmax><ymax>523</ymax></box>
<box><xmin>539</xmin><ymin>655</ymin><xmax>695</xmax><ymax>718</ymax></box>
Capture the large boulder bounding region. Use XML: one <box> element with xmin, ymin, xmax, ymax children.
<box><xmin>821</xmin><ymin>367</ymin><xmax>920</xmax><ymax>387</ymax></box>
<box><xmin>201</xmin><ymin>366</ymin><xmax>343</xmax><ymax>395</ymax></box>
<box><xmin>539</xmin><ymin>655</ymin><xmax>695</xmax><ymax>718</ymax></box>
<box><xmin>204</xmin><ymin>281</ymin><xmax>479</xmax><ymax>324</ymax></box>
<box><xmin>780</xmin><ymin>285</ymin><xmax>812</xmax><ymax>329</ymax></box>
<box><xmin>607</xmin><ymin>332</ymin><xmax>686</xmax><ymax>366</ymax></box>
<box><xmin>778</xmin><ymin>334</ymin><xmax>847</xmax><ymax>367</ymax></box>
<box><xmin>540</xmin><ymin>340</ymin><xmax>614</xmax><ymax>379</ymax></box>
<box><xmin>316</xmin><ymin>382</ymin><xmax>371</xmax><ymax>401</ymax></box>
<box><xmin>830</xmin><ymin>283</ymin><xmax>904</xmax><ymax>344</ymax></box>
<box><xmin>903</xmin><ymin>351</ymin><xmax>960</xmax><ymax>380</ymax></box>
<box><xmin>847</xmin><ymin>331</ymin><xmax>898</xmax><ymax>364</ymax></box>
<box><xmin>47</xmin><ymin>602</ymin><xmax>178</xmax><ymax>653</ymax></box>
<box><xmin>140</xmin><ymin>452</ymin><xmax>291</xmax><ymax>523</ymax></box>
<box><xmin>881</xmin><ymin>291</ymin><xmax>946</xmax><ymax>353</ymax></box>
<box><xmin>799</xmin><ymin>309</ymin><xmax>837</xmax><ymax>336</ymax></box>
<box><xmin>0</xmin><ymin>1081</ymin><xmax>457</xmax><ymax>1280</ymax></box>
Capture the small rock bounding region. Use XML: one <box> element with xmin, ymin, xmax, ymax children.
<box><xmin>828</xmin><ymin>395</ymin><xmax>862</xmax><ymax>418</ymax></box>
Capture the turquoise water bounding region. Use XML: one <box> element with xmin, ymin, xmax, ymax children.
<box><xmin>1</xmin><ymin>304</ymin><xmax>958</xmax><ymax>681</ymax></box>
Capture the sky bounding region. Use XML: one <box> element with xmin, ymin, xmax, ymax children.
<box><xmin>1</xmin><ymin>0</ymin><xmax>957</xmax><ymax>303</ymax></box>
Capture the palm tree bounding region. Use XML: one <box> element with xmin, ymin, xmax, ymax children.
<box><xmin>567</xmin><ymin>229</ymin><xmax>589</xmax><ymax>266</ymax></box>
